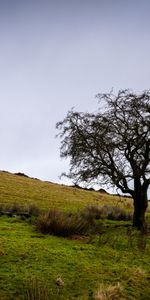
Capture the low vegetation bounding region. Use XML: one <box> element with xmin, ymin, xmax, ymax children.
<box><xmin>36</xmin><ymin>208</ymin><xmax>95</xmax><ymax>237</ymax></box>
<box><xmin>0</xmin><ymin>171</ymin><xmax>150</xmax><ymax>299</ymax></box>
<box><xmin>82</xmin><ymin>205</ymin><xmax>132</xmax><ymax>222</ymax></box>
<box><xmin>94</xmin><ymin>282</ymin><xmax>123</xmax><ymax>300</ymax></box>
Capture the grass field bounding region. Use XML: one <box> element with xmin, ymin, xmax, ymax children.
<box><xmin>0</xmin><ymin>171</ymin><xmax>150</xmax><ymax>300</ymax></box>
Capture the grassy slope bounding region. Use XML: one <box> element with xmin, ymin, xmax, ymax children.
<box><xmin>0</xmin><ymin>171</ymin><xmax>133</xmax><ymax>211</ymax></box>
<box><xmin>0</xmin><ymin>171</ymin><xmax>150</xmax><ymax>300</ymax></box>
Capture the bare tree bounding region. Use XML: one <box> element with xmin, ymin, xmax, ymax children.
<box><xmin>56</xmin><ymin>90</ymin><xmax>150</xmax><ymax>229</ymax></box>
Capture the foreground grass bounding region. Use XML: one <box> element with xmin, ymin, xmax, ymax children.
<box><xmin>1</xmin><ymin>216</ymin><xmax>150</xmax><ymax>299</ymax></box>
<box><xmin>1</xmin><ymin>171</ymin><xmax>150</xmax><ymax>299</ymax></box>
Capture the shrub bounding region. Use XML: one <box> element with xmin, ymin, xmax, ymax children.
<box><xmin>0</xmin><ymin>203</ymin><xmax>25</xmax><ymax>217</ymax></box>
<box><xmin>6</xmin><ymin>203</ymin><xmax>23</xmax><ymax>214</ymax></box>
<box><xmin>82</xmin><ymin>205</ymin><xmax>102</xmax><ymax>221</ymax></box>
<box><xmin>82</xmin><ymin>205</ymin><xmax>132</xmax><ymax>222</ymax></box>
<box><xmin>0</xmin><ymin>203</ymin><xmax>41</xmax><ymax>220</ymax></box>
<box><xmin>36</xmin><ymin>208</ymin><xmax>98</xmax><ymax>237</ymax></box>
<box><xmin>105</xmin><ymin>206</ymin><xmax>132</xmax><ymax>221</ymax></box>
<box><xmin>0</xmin><ymin>203</ymin><xmax>5</xmax><ymax>212</ymax></box>
<box><xmin>28</xmin><ymin>204</ymin><xmax>41</xmax><ymax>217</ymax></box>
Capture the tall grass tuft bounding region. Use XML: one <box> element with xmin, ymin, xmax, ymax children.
<box><xmin>24</xmin><ymin>279</ymin><xmax>50</xmax><ymax>300</ymax></box>
<box><xmin>6</xmin><ymin>203</ymin><xmax>23</xmax><ymax>214</ymax></box>
<box><xmin>0</xmin><ymin>203</ymin><xmax>41</xmax><ymax>219</ymax></box>
<box><xmin>82</xmin><ymin>205</ymin><xmax>102</xmax><ymax>221</ymax></box>
<box><xmin>106</xmin><ymin>205</ymin><xmax>132</xmax><ymax>221</ymax></box>
<box><xmin>36</xmin><ymin>208</ymin><xmax>98</xmax><ymax>237</ymax></box>
<box><xmin>94</xmin><ymin>282</ymin><xmax>123</xmax><ymax>300</ymax></box>
<box><xmin>28</xmin><ymin>204</ymin><xmax>41</xmax><ymax>217</ymax></box>
<box><xmin>83</xmin><ymin>205</ymin><xmax>132</xmax><ymax>221</ymax></box>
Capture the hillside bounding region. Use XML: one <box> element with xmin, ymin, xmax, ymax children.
<box><xmin>0</xmin><ymin>171</ymin><xmax>150</xmax><ymax>300</ymax></box>
<box><xmin>0</xmin><ymin>170</ymin><xmax>133</xmax><ymax>211</ymax></box>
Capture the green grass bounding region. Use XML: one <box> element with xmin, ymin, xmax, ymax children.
<box><xmin>1</xmin><ymin>216</ymin><xmax>150</xmax><ymax>299</ymax></box>
<box><xmin>0</xmin><ymin>171</ymin><xmax>150</xmax><ymax>299</ymax></box>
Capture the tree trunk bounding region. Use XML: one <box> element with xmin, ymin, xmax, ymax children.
<box><xmin>133</xmin><ymin>191</ymin><xmax>148</xmax><ymax>230</ymax></box>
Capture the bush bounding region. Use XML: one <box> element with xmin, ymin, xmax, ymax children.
<box><xmin>0</xmin><ymin>203</ymin><xmax>24</xmax><ymax>217</ymax></box>
<box><xmin>0</xmin><ymin>203</ymin><xmax>5</xmax><ymax>212</ymax></box>
<box><xmin>0</xmin><ymin>203</ymin><xmax>41</xmax><ymax>219</ymax></box>
<box><xmin>28</xmin><ymin>204</ymin><xmax>41</xmax><ymax>217</ymax></box>
<box><xmin>105</xmin><ymin>206</ymin><xmax>132</xmax><ymax>221</ymax></box>
<box><xmin>36</xmin><ymin>208</ymin><xmax>98</xmax><ymax>237</ymax></box>
<box><xmin>6</xmin><ymin>203</ymin><xmax>23</xmax><ymax>214</ymax></box>
<box><xmin>36</xmin><ymin>205</ymin><xmax>131</xmax><ymax>237</ymax></box>
<box><xmin>82</xmin><ymin>205</ymin><xmax>102</xmax><ymax>221</ymax></box>
<box><xmin>82</xmin><ymin>205</ymin><xmax>132</xmax><ymax>222</ymax></box>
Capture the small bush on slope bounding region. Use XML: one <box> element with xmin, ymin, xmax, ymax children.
<box><xmin>35</xmin><ymin>205</ymin><xmax>132</xmax><ymax>237</ymax></box>
<box><xmin>83</xmin><ymin>205</ymin><xmax>132</xmax><ymax>221</ymax></box>
<box><xmin>36</xmin><ymin>208</ymin><xmax>100</xmax><ymax>237</ymax></box>
<box><xmin>0</xmin><ymin>203</ymin><xmax>41</xmax><ymax>218</ymax></box>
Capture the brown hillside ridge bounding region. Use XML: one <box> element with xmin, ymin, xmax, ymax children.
<box><xmin>98</xmin><ymin>188</ymin><xmax>109</xmax><ymax>194</ymax></box>
<box><xmin>71</xmin><ymin>184</ymin><xmax>109</xmax><ymax>194</ymax></box>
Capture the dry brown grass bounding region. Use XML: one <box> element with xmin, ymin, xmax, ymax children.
<box><xmin>122</xmin><ymin>266</ymin><xmax>147</xmax><ymax>288</ymax></box>
<box><xmin>94</xmin><ymin>282</ymin><xmax>124</xmax><ymax>300</ymax></box>
<box><xmin>129</xmin><ymin>267</ymin><xmax>147</xmax><ymax>283</ymax></box>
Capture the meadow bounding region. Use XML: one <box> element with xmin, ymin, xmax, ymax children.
<box><xmin>0</xmin><ymin>171</ymin><xmax>150</xmax><ymax>300</ymax></box>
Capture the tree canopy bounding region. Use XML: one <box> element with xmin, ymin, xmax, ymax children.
<box><xmin>56</xmin><ymin>89</ymin><xmax>150</xmax><ymax>229</ymax></box>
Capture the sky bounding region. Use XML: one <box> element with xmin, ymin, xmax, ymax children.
<box><xmin>0</xmin><ymin>0</ymin><xmax>150</xmax><ymax>192</ymax></box>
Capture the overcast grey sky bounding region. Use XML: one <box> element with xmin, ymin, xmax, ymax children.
<box><xmin>0</xmin><ymin>0</ymin><xmax>150</xmax><ymax>189</ymax></box>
